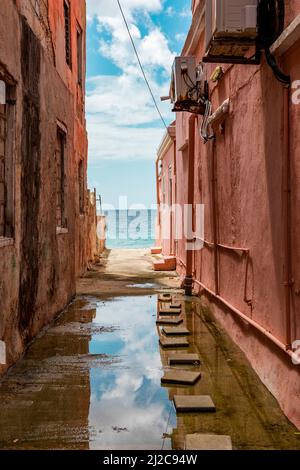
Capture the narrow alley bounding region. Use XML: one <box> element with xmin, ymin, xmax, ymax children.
<box><xmin>0</xmin><ymin>249</ymin><xmax>299</xmax><ymax>450</ymax></box>
<box><xmin>1</xmin><ymin>0</ymin><xmax>300</xmax><ymax>457</ymax></box>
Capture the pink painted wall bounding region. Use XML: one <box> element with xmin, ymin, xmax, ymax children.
<box><xmin>158</xmin><ymin>1</ymin><xmax>300</xmax><ymax>428</ymax></box>
<box><xmin>157</xmin><ymin>139</ymin><xmax>176</xmax><ymax>257</ymax></box>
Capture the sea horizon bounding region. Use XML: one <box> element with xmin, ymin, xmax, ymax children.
<box><xmin>102</xmin><ymin>209</ymin><xmax>157</xmax><ymax>249</ymax></box>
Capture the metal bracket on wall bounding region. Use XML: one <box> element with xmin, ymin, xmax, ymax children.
<box><xmin>203</xmin><ymin>39</ymin><xmax>261</xmax><ymax>66</ymax></box>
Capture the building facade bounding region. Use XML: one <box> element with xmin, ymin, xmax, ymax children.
<box><xmin>156</xmin><ymin>122</ymin><xmax>176</xmax><ymax>258</ymax></box>
<box><xmin>0</xmin><ymin>0</ymin><xmax>100</xmax><ymax>375</ymax></box>
<box><xmin>156</xmin><ymin>1</ymin><xmax>300</xmax><ymax>428</ymax></box>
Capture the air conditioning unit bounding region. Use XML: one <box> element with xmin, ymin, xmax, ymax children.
<box><xmin>170</xmin><ymin>57</ymin><xmax>206</xmax><ymax>115</ymax></box>
<box><xmin>205</xmin><ymin>0</ymin><xmax>258</xmax><ymax>62</ymax></box>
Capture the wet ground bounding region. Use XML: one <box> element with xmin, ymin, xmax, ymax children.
<box><xmin>0</xmin><ymin>287</ymin><xmax>299</xmax><ymax>450</ymax></box>
<box><xmin>77</xmin><ymin>249</ymin><xmax>179</xmax><ymax>297</ymax></box>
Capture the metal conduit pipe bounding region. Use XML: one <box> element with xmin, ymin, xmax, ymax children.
<box><xmin>283</xmin><ymin>85</ymin><xmax>292</xmax><ymax>348</ymax></box>
<box><xmin>173</xmin><ymin>137</ymin><xmax>177</xmax><ymax>257</ymax></box>
<box><xmin>194</xmin><ymin>279</ymin><xmax>293</xmax><ymax>358</ymax></box>
<box><xmin>156</xmin><ymin>159</ymin><xmax>160</xmax><ymax>227</ymax></box>
<box><xmin>211</xmin><ymin>138</ymin><xmax>220</xmax><ymax>295</ymax></box>
<box><xmin>184</xmin><ymin>114</ymin><xmax>197</xmax><ymax>296</ymax></box>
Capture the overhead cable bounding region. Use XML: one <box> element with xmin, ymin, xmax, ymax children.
<box><xmin>117</xmin><ymin>0</ymin><xmax>168</xmax><ymax>130</ymax></box>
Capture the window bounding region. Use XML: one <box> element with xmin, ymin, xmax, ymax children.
<box><xmin>162</xmin><ymin>175</ymin><xmax>166</xmax><ymax>205</ymax></box>
<box><xmin>78</xmin><ymin>159</ymin><xmax>85</xmax><ymax>214</ymax></box>
<box><xmin>64</xmin><ymin>0</ymin><xmax>72</xmax><ymax>68</ymax></box>
<box><xmin>168</xmin><ymin>166</ymin><xmax>173</xmax><ymax>206</ymax></box>
<box><xmin>77</xmin><ymin>26</ymin><xmax>83</xmax><ymax>87</ymax></box>
<box><xmin>0</xmin><ymin>79</ymin><xmax>14</xmax><ymax>240</ymax></box>
<box><xmin>56</xmin><ymin>127</ymin><xmax>67</xmax><ymax>228</ymax></box>
<box><xmin>158</xmin><ymin>159</ymin><xmax>162</xmax><ymax>177</ymax></box>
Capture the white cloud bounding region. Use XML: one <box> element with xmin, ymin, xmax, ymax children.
<box><xmin>86</xmin><ymin>0</ymin><xmax>176</xmax><ymax>163</ymax></box>
<box><xmin>175</xmin><ymin>33</ymin><xmax>186</xmax><ymax>43</ymax></box>
<box><xmin>87</xmin><ymin>0</ymin><xmax>163</xmax><ymax>23</ymax></box>
<box><xmin>166</xmin><ymin>6</ymin><xmax>175</xmax><ymax>16</ymax></box>
<box><xmin>88</xmin><ymin>115</ymin><xmax>165</xmax><ymax>162</ymax></box>
<box><xmin>86</xmin><ymin>74</ymin><xmax>170</xmax><ymax>125</ymax></box>
<box><xmin>180</xmin><ymin>6</ymin><xmax>192</xmax><ymax>18</ymax></box>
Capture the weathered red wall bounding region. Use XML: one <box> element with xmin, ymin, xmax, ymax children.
<box><xmin>0</xmin><ymin>1</ymin><xmax>100</xmax><ymax>375</ymax></box>
<box><xmin>48</xmin><ymin>0</ymin><xmax>89</xmax><ymax>276</ymax></box>
<box><xmin>158</xmin><ymin>1</ymin><xmax>300</xmax><ymax>428</ymax></box>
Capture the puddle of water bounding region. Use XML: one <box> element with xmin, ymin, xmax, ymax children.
<box><xmin>88</xmin><ymin>296</ymin><xmax>175</xmax><ymax>450</ymax></box>
<box><xmin>127</xmin><ymin>283</ymin><xmax>158</xmax><ymax>289</ymax></box>
<box><xmin>0</xmin><ymin>296</ymin><xmax>176</xmax><ymax>450</ymax></box>
<box><xmin>0</xmin><ymin>294</ymin><xmax>299</xmax><ymax>450</ymax></box>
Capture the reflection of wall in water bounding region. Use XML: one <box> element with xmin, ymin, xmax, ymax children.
<box><xmin>0</xmin><ymin>302</ymin><xmax>96</xmax><ymax>450</ymax></box>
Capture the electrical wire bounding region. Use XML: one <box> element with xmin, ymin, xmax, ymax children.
<box><xmin>257</xmin><ymin>0</ymin><xmax>290</xmax><ymax>85</ymax></box>
<box><xmin>183</xmin><ymin>72</ymin><xmax>196</xmax><ymax>89</ymax></box>
<box><xmin>161</xmin><ymin>404</ymin><xmax>173</xmax><ymax>450</ymax></box>
<box><xmin>116</xmin><ymin>0</ymin><xmax>168</xmax><ymax>130</ymax></box>
<box><xmin>182</xmin><ymin>74</ymin><xmax>197</xmax><ymax>100</ymax></box>
<box><xmin>264</xmin><ymin>48</ymin><xmax>290</xmax><ymax>85</ymax></box>
<box><xmin>182</xmin><ymin>71</ymin><xmax>207</xmax><ymax>106</ymax></box>
<box><xmin>200</xmin><ymin>100</ymin><xmax>215</xmax><ymax>143</ymax></box>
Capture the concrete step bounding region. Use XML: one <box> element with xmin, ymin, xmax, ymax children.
<box><xmin>151</xmin><ymin>247</ymin><xmax>162</xmax><ymax>255</ymax></box>
<box><xmin>158</xmin><ymin>294</ymin><xmax>172</xmax><ymax>302</ymax></box>
<box><xmin>159</xmin><ymin>307</ymin><xmax>182</xmax><ymax>315</ymax></box>
<box><xmin>168</xmin><ymin>353</ymin><xmax>200</xmax><ymax>365</ymax></box>
<box><xmin>159</xmin><ymin>337</ymin><xmax>189</xmax><ymax>348</ymax></box>
<box><xmin>174</xmin><ymin>395</ymin><xmax>216</xmax><ymax>413</ymax></box>
<box><xmin>170</xmin><ymin>303</ymin><xmax>182</xmax><ymax>309</ymax></box>
<box><xmin>168</xmin><ymin>353</ymin><xmax>201</xmax><ymax>366</ymax></box>
<box><xmin>161</xmin><ymin>370</ymin><xmax>201</xmax><ymax>386</ymax></box>
<box><xmin>162</xmin><ymin>327</ymin><xmax>190</xmax><ymax>336</ymax></box>
<box><xmin>154</xmin><ymin>256</ymin><xmax>176</xmax><ymax>271</ymax></box>
<box><xmin>156</xmin><ymin>317</ymin><xmax>183</xmax><ymax>326</ymax></box>
<box><xmin>185</xmin><ymin>434</ymin><xmax>232</xmax><ymax>451</ymax></box>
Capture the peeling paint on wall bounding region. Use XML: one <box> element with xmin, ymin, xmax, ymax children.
<box><xmin>19</xmin><ymin>17</ymin><xmax>41</xmax><ymax>337</ymax></box>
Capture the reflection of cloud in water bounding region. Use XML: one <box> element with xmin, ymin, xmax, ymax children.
<box><xmin>88</xmin><ymin>296</ymin><xmax>175</xmax><ymax>450</ymax></box>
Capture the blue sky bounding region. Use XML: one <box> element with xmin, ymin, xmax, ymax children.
<box><xmin>86</xmin><ymin>0</ymin><xmax>191</xmax><ymax>208</ymax></box>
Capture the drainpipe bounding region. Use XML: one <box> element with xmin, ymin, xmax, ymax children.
<box><xmin>173</xmin><ymin>138</ymin><xmax>177</xmax><ymax>257</ymax></box>
<box><xmin>283</xmin><ymin>85</ymin><xmax>292</xmax><ymax>349</ymax></box>
<box><xmin>208</xmin><ymin>99</ymin><xmax>229</xmax><ymax>296</ymax></box>
<box><xmin>184</xmin><ymin>114</ymin><xmax>197</xmax><ymax>296</ymax></box>
<box><xmin>156</xmin><ymin>159</ymin><xmax>161</xmax><ymax>228</ymax></box>
<box><xmin>211</xmin><ymin>138</ymin><xmax>220</xmax><ymax>295</ymax></box>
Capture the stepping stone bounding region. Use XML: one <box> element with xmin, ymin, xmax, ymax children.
<box><xmin>168</xmin><ymin>353</ymin><xmax>200</xmax><ymax>365</ymax></box>
<box><xmin>170</xmin><ymin>303</ymin><xmax>182</xmax><ymax>309</ymax></box>
<box><xmin>161</xmin><ymin>370</ymin><xmax>201</xmax><ymax>386</ymax></box>
<box><xmin>163</xmin><ymin>326</ymin><xmax>190</xmax><ymax>336</ymax></box>
<box><xmin>174</xmin><ymin>395</ymin><xmax>216</xmax><ymax>413</ymax></box>
<box><xmin>185</xmin><ymin>434</ymin><xmax>232</xmax><ymax>451</ymax></box>
<box><xmin>151</xmin><ymin>247</ymin><xmax>162</xmax><ymax>255</ymax></box>
<box><xmin>159</xmin><ymin>308</ymin><xmax>182</xmax><ymax>315</ymax></box>
<box><xmin>159</xmin><ymin>294</ymin><xmax>172</xmax><ymax>302</ymax></box>
<box><xmin>160</xmin><ymin>337</ymin><xmax>189</xmax><ymax>348</ymax></box>
<box><xmin>156</xmin><ymin>317</ymin><xmax>183</xmax><ymax>326</ymax></box>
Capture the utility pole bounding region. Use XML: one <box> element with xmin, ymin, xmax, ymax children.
<box><xmin>96</xmin><ymin>194</ymin><xmax>103</xmax><ymax>215</ymax></box>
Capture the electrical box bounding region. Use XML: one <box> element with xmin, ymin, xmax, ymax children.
<box><xmin>170</xmin><ymin>57</ymin><xmax>206</xmax><ymax>114</ymax></box>
<box><xmin>205</xmin><ymin>0</ymin><xmax>258</xmax><ymax>61</ymax></box>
